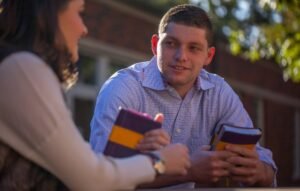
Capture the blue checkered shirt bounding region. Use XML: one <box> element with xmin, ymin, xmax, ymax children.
<box><xmin>90</xmin><ymin>57</ymin><xmax>276</xmax><ymax>185</ymax></box>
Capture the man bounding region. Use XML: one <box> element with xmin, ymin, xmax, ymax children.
<box><xmin>90</xmin><ymin>4</ymin><xmax>277</xmax><ymax>188</ymax></box>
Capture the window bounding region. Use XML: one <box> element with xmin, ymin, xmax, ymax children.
<box><xmin>77</xmin><ymin>55</ymin><xmax>97</xmax><ymax>85</ymax></box>
<box><xmin>67</xmin><ymin>54</ymin><xmax>100</xmax><ymax>140</ymax></box>
<box><xmin>74</xmin><ymin>98</ymin><xmax>95</xmax><ymax>140</ymax></box>
<box><xmin>109</xmin><ymin>59</ymin><xmax>128</xmax><ymax>75</ymax></box>
<box><xmin>65</xmin><ymin>36</ymin><xmax>150</xmax><ymax>138</ymax></box>
<box><xmin>66</xmin><ymin>44</ymin><xmax>143</xmax><ymax>139</ymax></box>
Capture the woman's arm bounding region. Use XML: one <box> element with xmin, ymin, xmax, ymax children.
<box><xmin>0</xmin><ymin>52</ymin><xmax>156</xmax><ymax>191</ymax></box>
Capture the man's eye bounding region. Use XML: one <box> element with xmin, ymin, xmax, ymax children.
<box><xmin>190</xmin><ymin>46</ymin><xmax>200</xmax><ymax>52</ymax></box>
<box><xmin>165</xmin><ymin>41</ymin><xmax>175</xmax><ymax>47</ymax></box>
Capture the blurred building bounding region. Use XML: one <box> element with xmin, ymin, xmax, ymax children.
<box><xmin>67</xmin><ymin>0</ymin><xmax>300</xmax><ymax>187</ymax></box>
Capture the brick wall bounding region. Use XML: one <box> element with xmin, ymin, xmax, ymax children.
<box><xmin>84</xmin><ymin>1</ymin><xmax>157</xmax><ymax>55</ymax></box>
<box><xmin>214</xmin><ymin>47</ymin><xmax>300</xmax><ymax>99</ymax></box>
<box><xmin>264</xmin><ymin>100</ymin><xmax>295</xmax><ymax>186</ymax></box>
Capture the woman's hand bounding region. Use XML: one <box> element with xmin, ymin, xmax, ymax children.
<box><xmin>158</xmin><ymin>144</ymin><xmax>191</xmax><ymax>176</ymax></box>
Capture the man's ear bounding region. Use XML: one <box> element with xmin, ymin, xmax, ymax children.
<box><xmin>204</xmin><ymin>46</ymin><xmax>216</xmax><ymax>66</ymax></box>
<box><xmin>151</xmin><ymin>34</ymin><xmax>159</xmax><ymax>56</ymax></box>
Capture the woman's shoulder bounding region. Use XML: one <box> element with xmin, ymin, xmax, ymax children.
<box><xmin>2</xmin><ymin>51</ymin><xmax>46</xmax><ymax>67</ymax></box>
<box><xmin>1</xmin><ymin>51</ymin><xmax>54</xmax><ymax>77</ymax></box>
<box><xmin>0</xmin><ymin>51</ymin><xmax>60</xmax><ymax>89</ymax></box>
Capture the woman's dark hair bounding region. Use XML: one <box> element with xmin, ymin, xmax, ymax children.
<box><xmin>0</xmin><ymin>0</ymin><xmax>78</xmax><ymax>88</ymax></box>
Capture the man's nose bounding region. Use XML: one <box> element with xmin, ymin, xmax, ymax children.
<box><xmin>174</xmin><ymin>47</ymin><xmax>187</xmax><ymax>62</ymax></box>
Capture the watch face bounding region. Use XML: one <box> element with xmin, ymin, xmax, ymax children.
<box><xmin>144</xmin><ymin>152</ymin><xmax>166</xmax><ymax>175</ymax></box>
<box><xmin>154</xmin><ymin>160</ymin><xmax>166</xmax><ymax>174</ymax></box>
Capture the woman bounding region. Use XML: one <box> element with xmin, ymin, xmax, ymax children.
<box><xmin>0</xmin><ymin>0</ymin><xmax>190</xmax><ymax>190</ymax></box>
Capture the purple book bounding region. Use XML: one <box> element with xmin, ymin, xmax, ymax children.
<box><xmin>104</xmin><ymin>108</ymin><xmax>161</xmax><ymax>158</ymax></box>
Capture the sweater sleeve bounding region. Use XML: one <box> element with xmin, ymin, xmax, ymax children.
<box><xmin>0</xmin><ymin>52</ymin><xmax>155</xmax><ymax>191</ymax></box>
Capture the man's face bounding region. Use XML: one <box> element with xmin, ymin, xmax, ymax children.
<box><xmin>151</xmin><ymin>22</ymin><xmax>215</xmax><ymax>95</ymax></box>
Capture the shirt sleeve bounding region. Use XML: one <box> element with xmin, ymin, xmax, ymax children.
<box><xmin>0</xmin><ymin>52</ymin><xmax>155</xmax><ymax>191</ymax></box>
<box><xmin>216</xmin><ymin>80</ymin><xmax>277</xmax><ymax>186</ymax></box>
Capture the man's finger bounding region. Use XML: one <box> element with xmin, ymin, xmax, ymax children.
<box><xmin>154</xmin><ymin>113</ymin><xmax>164</xmax><ymax>123</ymax></box>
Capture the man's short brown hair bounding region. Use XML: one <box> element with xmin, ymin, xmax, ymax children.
<box><xmin>159</xmin><ymin>4</ymin><xmax>214</xmax><ymax>46</ymax></box>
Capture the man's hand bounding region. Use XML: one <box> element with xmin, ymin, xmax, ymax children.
<box><xmin>225</xmin><ymin>144</ymin><xmax>275</xmax><ymax>186</ymax></box>
<box><xmin>187</xmin><ymin>145</ymin><xmax>234</xmax><ymax>184</ymax></box>
<box><xmin>136</xmin><ymin>113</ymin><xmax>170</xmax><ymax>151</ymax></box>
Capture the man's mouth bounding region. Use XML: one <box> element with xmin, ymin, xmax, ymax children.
<box><xmin>170</xmin><ymin>65</ymin><xmax>188</xmax><ymax>71</ymax></box>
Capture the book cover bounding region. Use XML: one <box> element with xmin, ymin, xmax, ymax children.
<box><xmin>103</xmin><ymin>108</ymin><xmax>162</xmax><ymax>158</ymax></box>
<box><xmin>210</xmin><ymin>124</ymin><xmax>262</xmax><ymax>151</ymax></box>
<box><xmin>209</xmin><ymin>124</ymin><xmax>262</xmax><ymax>187</ymax></box>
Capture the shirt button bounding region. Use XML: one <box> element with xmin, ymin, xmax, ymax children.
<box><xmin>175</xmin><ymin>128</ymin><xmax>181</xmax><ymax>133</ymax></box>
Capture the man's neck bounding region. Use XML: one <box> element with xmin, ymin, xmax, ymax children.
<box><xmin>173</xmin><ymin>83</ymin><xmax>195</xmax><ymax>99</ymax></box>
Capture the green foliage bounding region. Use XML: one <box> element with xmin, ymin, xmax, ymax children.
<box><xmin>203</xmin><ymin>0</ymin><xmax>300</xmax><ymax>83</ymax></box>
<box><xmin>120</xmin><ymin>0</ymin><xmax>300</xmax><ymax>82</ymax></box>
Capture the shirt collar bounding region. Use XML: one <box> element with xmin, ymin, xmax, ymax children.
<box><xmin>142</xmin><ymin>56</ymin><xmax>215</xmax><ymax>91</ymax></box>
<box><xmin>197</xmin><ymin>70</ymin><xmax>215</xmax><ymax>91</ymax></box>
<box><xmin>142</xmin><ymin>56</ymin><xmax>165</xmax><ymax>90</ymax></box>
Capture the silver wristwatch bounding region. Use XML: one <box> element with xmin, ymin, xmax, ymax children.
<box><xmin>144</xmin><ymin>152</ymin><xmax>166</xmax><ymax>175</ymax></box>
